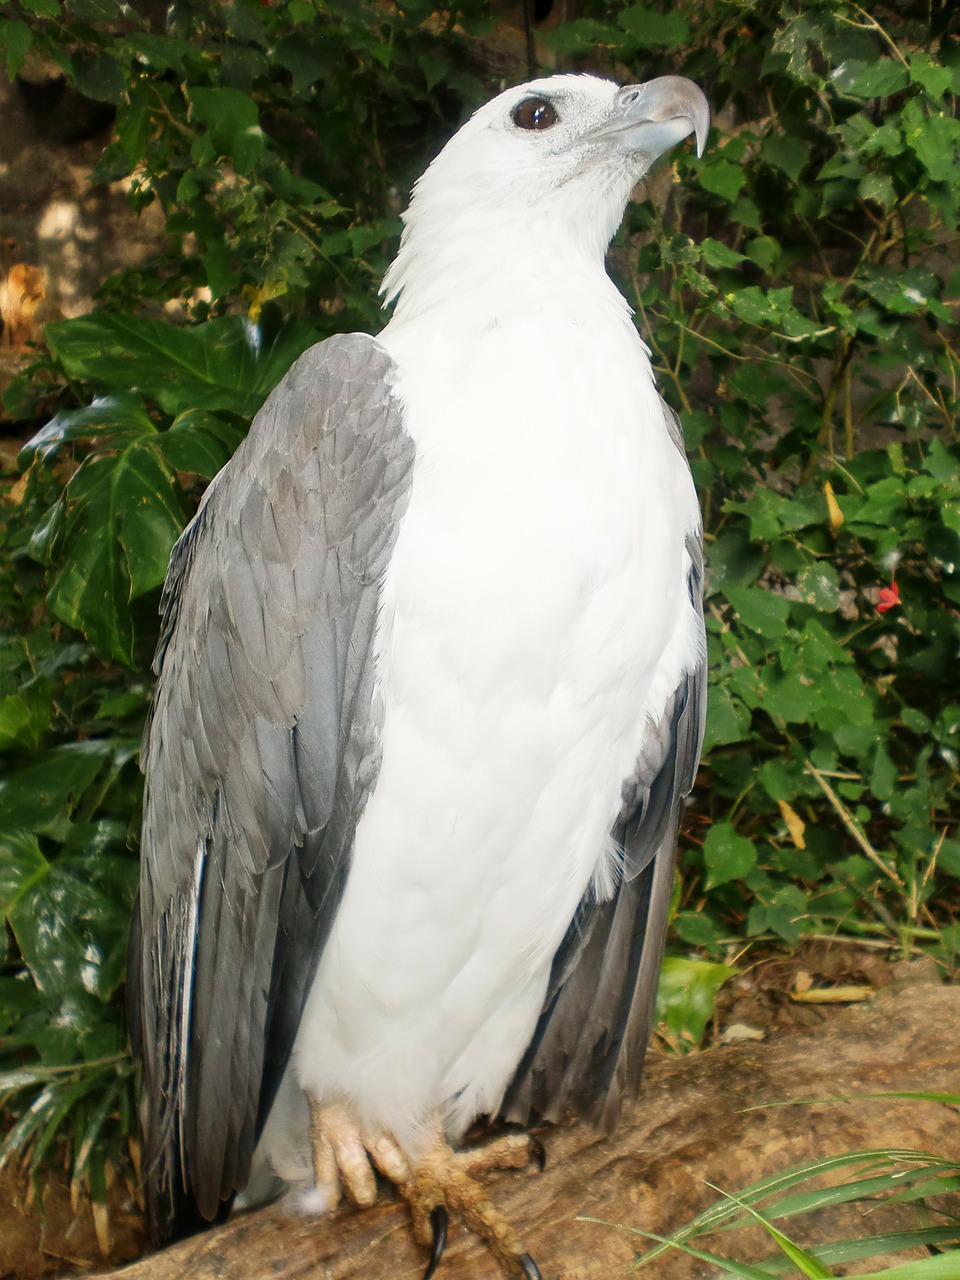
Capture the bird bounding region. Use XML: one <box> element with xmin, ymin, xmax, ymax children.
<box><xmin>128</xmin><ymin>71</ymin><xmax>709</xmax><ymax>1278</ymax></box>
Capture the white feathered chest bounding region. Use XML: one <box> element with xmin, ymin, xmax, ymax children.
<box><xmin>289</xmin><ymin>283</ymin><xmax>701</xmax><ymax>1150</ymax></box>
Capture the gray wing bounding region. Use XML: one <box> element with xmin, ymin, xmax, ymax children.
<box><xmin>127</xmin><ymin>334</ymin><xmax>413</xmax><ymax>1244</ymax></box>
<box><xmin>503</xmin><ymin>473</ymin><xmax>706</xmax><ymax>1130</ymax></box>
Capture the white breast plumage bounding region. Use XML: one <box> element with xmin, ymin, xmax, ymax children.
<box><xmin>287</xmin><ymin>278</ymin><xmax>701</xmax><ymax>1153</ymax></box>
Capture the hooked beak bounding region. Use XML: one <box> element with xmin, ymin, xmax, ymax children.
<box><xmin>588</xmin><ymin>76</ymin><xmax>711</xmax><ymax>160</ymax></box>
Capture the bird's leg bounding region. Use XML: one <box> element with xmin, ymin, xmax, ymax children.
<box><xmin>403</xmin><ymin>1131</ymin><xmax>543</xmax><ymax>1279</ymax></box>
<box><xmin>308</xmin><ymin>1099</ymin><xmax>409</xmax><ymax>1209</ymax></box>
<box><xmin>307</xmin><ymin>1103</ymin><xmax>541</xmax><ymax>1277</ymax></box>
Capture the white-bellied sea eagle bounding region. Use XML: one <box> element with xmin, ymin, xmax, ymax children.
<box><xmin>129</xmin><ymin>71</ymin><xmax>711</xmax><ymax>1278</ymax></box>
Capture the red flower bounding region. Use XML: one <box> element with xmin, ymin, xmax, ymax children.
<box><xmin>877</xmin><ymin>579</ymin><xmax>900</xmax><ymax>614</ymax></box>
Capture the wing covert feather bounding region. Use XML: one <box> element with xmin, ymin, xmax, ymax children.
<box><xmin>129</xmin><ymin>334</ymin><xmax>413</xmax><ymax>1243</ymax></box>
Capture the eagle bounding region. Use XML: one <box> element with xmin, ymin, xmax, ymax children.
<box><xmin>129</xmin><ymin>72</ymin><xmax>710</xmax><ymax>1278</ymax></box>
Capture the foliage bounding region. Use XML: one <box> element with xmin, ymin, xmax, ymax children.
<box><xmin>1</xmin><ymin>0</ymin><xmax>958</xmax><ymax>1237</ymax></box>
<box><xmin>585</xmin><ymin>0</ymin><xmax>960</xmax><ymax>962</ymax></box>
<box><xmin>1</xmin><ymin>0</ymin><xmax>488</xmax><ymax>325</ymax></box>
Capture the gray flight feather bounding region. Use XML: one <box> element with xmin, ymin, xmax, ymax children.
<box><xmin>502</xmin><ymin>402</ymin><xmax>706</xmax><ymax>1130</ymax></box>
<box><xmin>128</xmin><ymin>334</ymin><xmax>414</xmax><ymax>1244</ymax></box>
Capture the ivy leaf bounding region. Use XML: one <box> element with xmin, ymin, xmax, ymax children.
<box><xmin>699</xmin><ymin>238</ymin><xmax>747</xmax><ymax>269</ymax></box>
<box><xmin>762</xmin><ymin>132</ymin><xmax>809</xmax><ymax>182</ymax></box>
<box><xmin>703</xmin><ymin>684</ymin><xmax>751</xmax><ymax>753</ymax></box>
<box><xmin>870</xmin><ymin>744</ymin><xmax>898</xmax><ymax>801</ymax></box>
<box><xmin>617</xmin><ymin>5</ymin><xmax>689</xmax><ymax>48</ymax></box>
<box><xmin>698</xmin><ymin>157</ymin><xmax>746</xmax><ymax>202</ymax></box>
<box><xmin>909</xmin><ymin>52</ymin><xmax>953</xmax><ymax>101</ymax></box>
<box><xmin>744</xmin><ymin>236</ymin><xmax>781</xmax><ymax>271</ymax></box>
<box><xmin>655</xmin><ymin>957</ymin><xmax>734</xmax><ymax>1047</ymax></box>
<box><xmin>704</xmin><ymin>823</ymin><xmax>757</xmax><ymax>889</ymax></box>
<box><xmin>831</xmin><ymin>59</ymin><xmax>909</xmax><ymax>98</ymax></box>
<box><xmin>726</xmin><ymin>586</ymin><xmax>792</xmax><ymax>639</ymax></box>
<box><xmin>749</xmin><ymin>885</ymin><xmax>809</xmax><ymax>942</ymax></box>
<box><xmin>795</xmin><ymin>563</ymin><xmax>841</xmax><ymax>611</ymax></box>
<box><xmin>189</xmin><ymin>86</ymin><xmax>265</xmax><ymax>175</ymax></box>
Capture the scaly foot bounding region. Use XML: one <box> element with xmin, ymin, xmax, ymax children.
<box><xmin>306</xmin><ymin>1102</ymin><xmax>543</xmax><ymax>1276</ymax></box>
<box><xmin>308</xmin><ymin>1099</ymin><xmax>410</xmax><ymax>1208</ymax></box>
<box><xmin>404</xmin><ymin>1132</ymin><xmax>544</xmax><ymax>1278</ymax></box>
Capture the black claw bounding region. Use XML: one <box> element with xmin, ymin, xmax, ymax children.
<box><xmin>423</xmin><ymin>1204</ymin><xmax>448</xmax><ymax>1280</ymax></box>
<box><xmin>527</xmin><ymin>1134</ymin><xmax>546</xmax><ymax>1173</ymax></box>
<box><xmin>518</xmin><ymin>1253</ymin><xmax>542</xmax><ymax>1279</ymax></box>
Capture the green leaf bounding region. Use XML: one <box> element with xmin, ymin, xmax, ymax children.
<box><xmin>541</xmin><ymin>19</ymin><xmax>619</xmax><ymax>56</ymax></box>
<box><xmin>69</xmin><ymin>49</ymin><xmax>125</xmax><ymax>104</ymax></box>
<box><xmin>765</xmin><ymin>669</ymin><xmax>823</xmax><ymax>724</ymax></box>
<box><xmin>725</xmin><ymin>586</ymin><xmax>792</xmax><ymax>639</ymax></box>
<box><xmin>795</xmin><ymin>563</ymin><xmax>840</xmax><ymax>611</ymax></box>
<box><xmin>127</xmin><ymin>33</ymin><xmax>195</xmax><ymax>75</ymax></box>
<box><xmin>273</xmin><ymin>33</ymin><xmax>334</xmax><ymax>93</ymax></box>
<box><xmin>707</xmin><ymin>531</ymin><xmax>764</xmax><ymax>593</ymax></box>
<box><xmin>45</xmin><ymin>313</ymin><xmax>317</xmax><ymax>420</ymax></box>
<box><xmin>656</xmin><ymin>957</ymin><xmax>734</xmax><ymax>1046</ymax></box>
<box><xmin>870</xmin><ymin>745</ymin><xmax>898</xmax><ymax>802</ymax></box>
<box><xmin>159</xmin><ymin>411</ymin><xmax>243</xmax><ymax>479</ymax></box>
<box><xmin>20</xmin><ymin>393</ymin><xmax>155</xmax><ymax>465</ymax></box>
<box><xmin>0</xmin><ymin>829</ymin><xmax>46</xmax><ymax>917</ymax></box>
<box><xmin>856</xmin><ymin>1257</ymin><xmax>960</xmax><ymax>1280</ymax></box>
<box><xmin>65</xmin><ymin>0</ymin><xmax>125</xmax><ymax>19</ymax></box>
<box><xmin>703</xmin><ymin>823</ymin><xmax>757</xmax><ymax>889</ymax></box>
<box><xmin>744</xmin><ymin>236</ymin><xmax>781</xmax><ymax>271</ymax></box>
<box><xmin>859</xmin><ymin>171</ymin><xmax>896</xmax><ymax>209</ymax></box>
<box><xmin>617</xmin><ymin>5</ymin><xmax>689</xmax><ymax>48</ymax></box>
<box><xmin>703</xmin><ymin>684</ymin><xmax>751</xmax><ymax>753</ymax></box>
<box><xmin>699</xmin><ymin>238</ymin><xmax>747</xmax><ymax>269</ymax></box>
<box><xmin>761</xmin><ymin>132</ymin><xmax>809</xmax><ymax>182</ymax></box>
<box><xmin>909</xmin><ymin>52</ymin><xmax>953</xmax><ymax>101</ymax></box>
<box><xmin>4</xmin><ymin>842</ymin><xmax>138</xmax><ymax>1001</ymax></box>
<box><xmin>1</xmin><ymin>19</ymin><xmax>32</xmax><ymax>78</ymax></box>
<box><xmin>832</xmin><ymin>59</ymin><xmax>909</xmax><ymax>99</ymax></box>
<box><xmin>759</xmin><ymin>758</ymin><xmax>805</xmax><ymax>802</ymax></box>
<box><xmin>0</xmin><ymin>743</ymin><xmax>115</xmax><ymax>833</ymax></box>
<box><xmin>42</xmin><ymin>443</ymin><xmax>185</xmax><ymax>663</ymax></box>
<box><xmin>924</xmin><ymin>438</ymin><xmax>960</xmax><ymax>484</ymax></box>
<box><xmin>673</xmin><ymin>910</ymin><xmax>727</xmax><ymax>949</ymax></box>
<box><xmin>189</xmin><ymin>86</ymin><xmax>265</xmax><ymax>174</ymax></box>
<box><xmin>19</xmin><ymin>0</ymin><xmax>60</xmax><ymax>16</ymax></box>
<box><xmin>0</xmin><ymin>692</ymin><xmax>51</xmax><ymax>752</ymax></box>
<box><xmin>764</xmin><ymin>885</ymin><xmax>809</xmax><ymax>941</ymax></box>
<box><xmin>698</xmin><ymin>158</ymin><xmax>746</xmax><ymax>202</ymax></box>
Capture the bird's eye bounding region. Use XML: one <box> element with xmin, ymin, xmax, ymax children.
<box><xmin>511</xmin><ymin>97</ymin><xmax>558</xmax><ymax>131</ymax></box>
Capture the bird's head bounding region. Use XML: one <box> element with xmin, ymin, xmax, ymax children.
<box><xmin>381</xmin><ymin>74</ymin><xmax>710</xmax><ymax>313</ymax></box>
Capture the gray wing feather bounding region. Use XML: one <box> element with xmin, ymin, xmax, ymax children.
<box><xmin>502</xmin><ymin>443</ymin><xmax>706</xmax><ymax>1130</ymax></box>
<box><xmin>128</xmin><ymin>334</ymin><xmax>413</xmax><ymax>1243</ymax></box>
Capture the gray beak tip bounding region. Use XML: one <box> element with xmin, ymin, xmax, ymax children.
<box><xmin>693</xmin><ymin>99</ymin><xmax>710</xmax><ymax>158</ymax></box>
<box><xmin>676</xmin><ymin>81</ymin><xmax>710</xmax><ymax>158</ymax></box>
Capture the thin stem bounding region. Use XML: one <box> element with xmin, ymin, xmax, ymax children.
<box><xmin>804</xmin><ymin>760</ymin><xmax>904</xmax><ymax>890</ymax></box>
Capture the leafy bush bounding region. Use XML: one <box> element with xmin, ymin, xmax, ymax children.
<box><xmin>1</xmin><ymin>0</ymin><xmax>958</xmax><ymax>1227</ymax></box>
